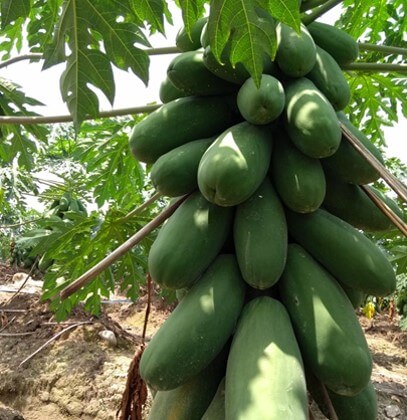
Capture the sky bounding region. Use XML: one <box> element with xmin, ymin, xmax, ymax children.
<box><xmin>0</xmin><ymin>3</ymin><xmax>405</xmax><ymax>165</ymax></box>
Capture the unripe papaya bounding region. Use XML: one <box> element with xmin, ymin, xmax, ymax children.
<box><xmin>286</xmin><ymin>208</ymin><xmax>397</xmax><ymax>296</ymax></box>
<box><xmin>176</xmin><ymin>17</ymin><xmax>208</xmax><ymax>52</ymax></box>
<box><xmin>150</xmin><ymin>137</ymin><xmax>215</xmax><ymax>197</ymax></box>
<box><xmin>271</xmin><ymin>129</ymin><xmax>326</xmax><ymax>213</ymax></box>
<box><xmin>279</xmin><ymin>244</ymin><xmax>372</xmax><ymax>396</ymax></box>
<box><xmin>148</xmin><ymin>191</ymin><xmax>234</xmax><ymax>289</ymax></box>
<box><xmin>307</xmin><ymin>22</ymin><xmax>359</xmax><ymax>65</ymax></box>
<box><xmin>198</xmin><ymin>122</ymin><xmax>273</xmax><ymax>206</ymax></box>
<box><xmin>129</xmin><ymin>96</ymin><xmax>236</xmax><ymax>163</ymax></box>
<box><xmin>234</xmin><ymin>179</ymin><xmax>287</xmax><ymax>290</ymax></box>
<box><xmin>307</xmin><ymin>46</ymin><xmax>351</xmax><ymax>110</ymax></box>
<box><xmin>226</xmin><ymin>296</ymin><xmax>308</xmax><ymax>419</ymax></box>
<box><xmin>141</xmin><ymin>254</ymin><xmax>245</xmax><ymax>390</ymax></box>
<box><xmin>276</xmin><ymin>23</ymin><xmax>316</xmax><ymax>77</ymax></box>
<box><xmin>284</xmin><ymin>78</ymin><xmax>341</xmax><ymax>158</ymax></box>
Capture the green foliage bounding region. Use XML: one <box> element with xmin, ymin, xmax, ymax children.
<box><xmin>42</xmin><ymin>0</ymin><xmax>151</xmax><ymax>128</ymax></box>
<box><xmin>0</xmin><ymin>78</ymin><xmax>49</xmax><ymax>168</ymax></box>
<box><xmin>178</xmin><ymin>0</ymin><xmax>206</xmax><ymax>37</ymax></box>
<box><xmin>207</xmin><ymin>1</ymin><xmax>276</xmax><ymax>87</ymax></box>
<box><xmin>345</xmin><ymin>73</ymin><xmax>406</xmax><ymax>147</ymax></box>
<box><xmin>337</xmin><ymin>1</ymin><xmax>407</xmax><ymax>146</ymax></box>
<box><xmin>1</xmin><ymin>0</ymin><xmax>30</xmax><ymax>30</ymax></box>
<box><xmin>36</xmin><ymin>205</ymin><xmax>155</xmax><ymax>321</ymax></box>
<box><xmin>72</xmin><ymin>117</ymin><xmax>147</xmax><ymax>208</ymax></box>
<box><xmin>0</xmin><ymin>0</ymin><xmax>405</xmax><ymax>323</ymax></box>
<box><xmin>206</xmin><ymin>0</ymin><xmax>301</xmax><ymax>86</ymax></box>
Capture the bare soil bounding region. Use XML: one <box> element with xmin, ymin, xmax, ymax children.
<box><xmin>0</xmin><ymin>262</ymin><xmax>406</xmax><ymax>420</ymax></box>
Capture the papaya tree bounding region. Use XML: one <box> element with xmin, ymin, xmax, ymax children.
<box><xmin>0</xmin><ymin>0</ymin><xmax>405</xmax><ymax>323</ymax></box>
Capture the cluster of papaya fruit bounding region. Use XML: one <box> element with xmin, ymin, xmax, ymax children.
<box><xmin>128</xmin><ymin>14</ymin><xmax>402</xmax><ymax>420</ymax></box>
<box><xmin>48</xmin><ymin>194</ymin><xmax>87</xmax><ymax>219</ymax></box>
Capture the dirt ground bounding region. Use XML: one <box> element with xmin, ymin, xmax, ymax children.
<box><xmin>0</xmin><ymin>262</ymin><xmax>406</xmax><ymax>420</ymax></box>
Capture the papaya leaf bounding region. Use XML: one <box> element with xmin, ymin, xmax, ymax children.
<box><xmin>339</xmin><ymin>0</ymin><xmax>405</xmax><ymax>45</ymax></box>
<box><xmin>27</xmin><ymin>0</ymin><xmax>61</xmax><ymax>53</ymax></box>
<box><xmin>345</xmin><ymin>72</ymin><xmax>407</xmax><ymax>147</ymax></box>
<box><xmin>40</xmin><ymin>207</ymin><xmax>154</xmax><ymax>321</ymax></box>
<box><xmin>267</xmin><ymin>0</ymin><xmax>300</xmax><ymax>31</ymax></box>
<box><xmin>178</xmin><ymin>0</ymin><xmax>206</xmax><ymax>36</ymax></box>
<box><xmin>73</xmin><ymin>118</ymin><xmax>147</xmax><ymax>209</ymax></box>
<box><xmin>43</xmin><ymin>0</ymin><xmax>150</xmax><ymax>129</ymax></box>
<box><xmin>0</xmin><ymin>78</ymin><xmax>48</xmax><ymax>167</ymax></box>
<box><xmin>208</xmin><ymin>0</ymin><xmax>277</xmax><ymax>86</ymax></box>
<box><xmin>1</xmin><ymin>0</ymin><xmax>31</xmax><ymax>29</ymax></box>
<box><xmin>132</xmin><ymin>0</ymin><xmax>169</xmax><ymax>34</ymax></box>
<box><xmin>0</xmin><ymin>14</ymin><xmax>25</xmax><ymax>58</ymax></box>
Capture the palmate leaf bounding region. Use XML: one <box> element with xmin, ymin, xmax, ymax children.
<box><xmin>339</xmin><ymin>0</ymin><xmax>406</xmax><ymax>45</ymax></box>
<box><xmin>132</xmin><ymin>0</ymin><xmax>172</xmax><ymax>34</ymax></box>
<box><xmin>208</xmin><ymin>0</ymin><xmax>278</xmax><ymax>86</ymax></box>
<box><xmin>43</xmin><ymin>0</ymin><xmax>150</xmax><ymax>129</ymax></box>
<box><xmin>0</xmin><ymin>78</ymin><xmax>48</xmax><ymax>168</ymax></box>
<box><xmin>178</xmin><ymin>0</ymin><xmax>206</xmax><ymax>37</ymax></box>
<box><xmin>1</xmin><ymin>0</ymin><xmax>31</xmax><ymax>29</ymax></box>
<box><xmin>73</xmin><ymin>118</ymin><xmax>147</xmax><ymax>209</ymax></box>
<box><xmin>40</xmin><ymin>207</ymin><xmax>154</xmax><ymax>321</ymax></box>
<box><xmin>266</xmin><ymin>0</ymin><xmax>301</xmax><ymax>31</ymax></box>
<box><xmin>344</xmin><ymin>72</ymin><xmax>407</xmax><ymax>147</ymax></box>
<box><xmin>26</xmin><ymin>0</ymin><xmax>61</xmax><ymax>53</ymax></box>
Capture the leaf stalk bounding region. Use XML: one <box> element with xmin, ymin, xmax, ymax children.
<box><xmin>358</xmin><ymin>43</ymin><xmax>407</xmax><ymax>57</ymax></box>
<box><xmin>0</xmin><ymin>104</ymin><xmax>161</xmax><ymax>125</ymax></box>
<box><xmin>0</xmin><ymin>47</ymin><xmax>180</xmax><ymax>70</ymax></box>
<box><xmin>302</xmin><ymin>0</ymin><xmax>343</xmax><ymax>25</ymax></box>
<box><xmin>342</xmin><ymin>62</ymin><xmax>407</xmax><ymax>73</ymax></box>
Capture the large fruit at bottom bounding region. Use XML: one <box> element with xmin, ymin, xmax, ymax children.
<box><xmin>234</xmin><ymin>179</ymin><xmax>287</xmax><ymax>290</ymax></box>
<box><xmin>284</xmin><ymin>78</ymin><xmax>341</xmax><ymax>158</ymax></box>
<box><xmin>279</xmin><ymin>244</ymin><xmax>372</xmax><ymax>396</ymax></box>
<box><xmin>148</xmin><ymin>347</ymin><xmax>227</xmax><ymax>420</ymax></box>
<box><xmin>198</xmin><ymin>122</ymin><xmax>273</xmax><ymax>206</ymax></box>
<box><xmin>225</xmin><ymin>297</ymin><xmax>308</xmax><ymax>419</ymax></box>
<box><xmin>140</xmin><ymin>254</ymin><xmax>245</xmax><ymax>391</ymax></box>
<box><xmin>129</xmin><ymin>96</ymin><xmax>236</xmax><ymax>163</ymax></box>
<box><xmin>148</xmin><ymin>192</ymin><xmax>234</xmax><ymax>289</ymax></box>
<box><xmin>286</xmin><ymin>209</ymin><xmax>397</xmax><ymax>296</ymax></box>
<box><xmin>307</xmin><ymin>373</ymin><xmax>378</xmax><ymax>420</ymax></box>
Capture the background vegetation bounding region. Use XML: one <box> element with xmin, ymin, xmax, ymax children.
<box><xmin>0</xmin><ymin>0</ymin><xmax>405</xmax><ymax>321</ymax></box>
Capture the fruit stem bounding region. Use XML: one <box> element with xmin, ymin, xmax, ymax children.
<box><xmin>358</xmin><ymin>43</ymin><xmax>407</xmax><ymax>57</ymax></box>
<box><xmin>300</xmin><ymin>0</ymin><xmax>331</xmax><ymax>12</ymax></box>
<box><xmin>59</xmin><ymin>194</ymin><xmax>190</xmax><ymax>301</ymax></box>
<box><xmin>341</xmin><ymin>62</ymin><xmax>407</xmax><ymax>72</ymax></box>
<box><xmin>302</xmin><ymin>0</ymin><xmax>343</xmax><ymax>25</ymax></box>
